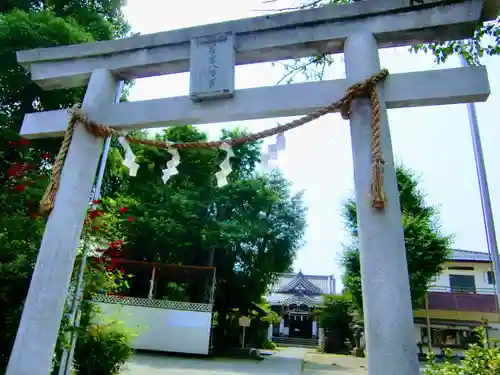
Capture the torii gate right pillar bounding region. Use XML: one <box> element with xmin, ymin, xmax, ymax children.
<box><xmin>345</xmin><ymin>33</ymin><xmax>419</xmax><ymax>375</ymax></box>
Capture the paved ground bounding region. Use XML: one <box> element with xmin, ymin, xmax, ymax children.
<box><xmin>121</xmin><ymin>347</ymin><xmax>308</xmax><ymax>375</ymax></box>
<box><xmin>303</xmin><ymin>353</ymin><xmax>368</xmax><ymax>374</ymax></box>
<box><xmin>122</xmin><ymin>348</ymin><xmax>431</xmax><ymax>374</ymax></box>
<box><xmin>303</xmin><ymin>352</ymin><xmax>430</xmax><ymax>374</ymax></box>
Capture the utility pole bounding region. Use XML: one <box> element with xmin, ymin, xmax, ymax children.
<box><xmin>460</xmin><ymin>55</ymin><xmax>500</xmax><ymax>313</ymax></box>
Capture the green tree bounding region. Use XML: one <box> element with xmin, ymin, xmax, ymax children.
<box><xmin>0</xmin><ymin>2</ymin><xmax>130</xmax><ymax>371</ymax></box>
<box><xmin>266</xmin><ymin>0</ymin><xmax>499</xmax><ymax>83</ymax></box>
<box><xmin>341</xmin><ymin>165</ymin><xmax>452</xmax><ymax>311</ymax></box>
<box><xmin>317</xmin><ymin>294</ymin><xmax>354</xmax><ymax>353</ymax></box>
<box><xmin>89</xmin><ymin>126</ymin><xmax>307</xmax><ymax>349</ymax></box>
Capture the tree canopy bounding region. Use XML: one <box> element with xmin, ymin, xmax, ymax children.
<box><xmin>341</xmin><ymin>165</ymin><xmax>452</xmax><ymax>311</ymax></box>
<box><xmin>89</xmin><ymin>125</ymin><xmax>307</xmax><ymax>318</ymax></box>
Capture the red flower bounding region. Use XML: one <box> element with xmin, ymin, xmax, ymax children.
<box><xmin>19</xmin><ymin>138</ymin><xmax>30</xmax><ymax>146</ymax></box>
<box><xmin>42</xmin><ymin>152</ymin><xmax>50</xmax><ymax>160</ymax></box>
<box><xmin>119</xmin><ymin>207</ymin><xmax>127</xmax><ymax>214</ymax></box>
<box><xmin>108</xmin><ymin>240</ymin><xmax>123</xmax><ymax>249</ymax></box>
<box><xmin>119</xmin><ymin>268</ymin><xmax>125</xmax><ymax>274</ymax></box>
<box><xmin>92</xmin><ymin>199</ymin><xmax>101</xmax><ymax>205</ymax></box>
<box><xmin>91</xmin><ymin>225</ymin><xmax>100</xmax><ymax>231</ymax></box>
<box><xmin>127</xmin><ymin>215</ymin><xmax>135</xmax><ymax>223</ymax></box>
<box><xmin>8</xmin><ymin>141</ymin><xmax>17</xmax><ymax>147</ymax></box>
<box><xmin>88</xmin><ymin>210</ymin><xmax>104</xmax><ymax>220</ymax></box>
<box><xmin>7</xmin><ymin>162</ymin><xmax>28</xmax><ymax>179</ymax></box>
<box><xmin>14</xmin><ymin>185</ymin><xmax>25</xmax><ymax>192</ymax></box>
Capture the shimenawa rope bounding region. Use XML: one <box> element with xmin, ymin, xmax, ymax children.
<box><xmin>40</xmin><ymin>69</ymin><xmax>389</xmax><ymax>216</ymax></box>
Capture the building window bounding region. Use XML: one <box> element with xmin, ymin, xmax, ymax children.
<box><xmin>420</xmin><ymin>328</ymin><xmax>479</xmax><ymax>348</ymax></box>
<box><xmin>487</xmin><ymin>271</ymin><xmax>495</xmax><ymax>285</ymax></box>
<box><xmin>449</xmin><ymin>274</ymin><xmax>476</xmax><ymax>293</ymax></box>
<box><xmin>448</xmin><ymin>266</ymin><xmax>475</xmax><ymax>271</ymax></box>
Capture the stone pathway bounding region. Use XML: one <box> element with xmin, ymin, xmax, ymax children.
<box><xmin>121</xmin><ymin>347</ymin><xmax>308</xmax><ymax>375</ymax></box>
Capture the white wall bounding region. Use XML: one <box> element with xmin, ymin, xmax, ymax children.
<box><xmin>429</xmin><ymin>261</ymin><xmax>495</xmax><ymax>294</ymax></box>
<box><xmin>94</xmin><ymin>303</ymin><xmax>212</xmax><ymax>355</ymax></box>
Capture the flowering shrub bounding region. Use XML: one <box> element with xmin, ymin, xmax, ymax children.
<box><xmin>0</xmin><ymin>134</ymin><xmax>137</xmax><ymax>373</ymax></box>
<box><xmin>0</xmin><ymin>134</ymin><xmax>53</xmax><ymax>370</ymax></box>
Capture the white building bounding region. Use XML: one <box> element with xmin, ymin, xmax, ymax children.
<box><xmin>415</xmin><ymin>249</ymin><xmax>499</xmax><ymax>357</ymax></box>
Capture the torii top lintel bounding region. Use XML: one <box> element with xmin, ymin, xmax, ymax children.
<box><xmin>16</xmin><ymin>0</ymin><xmax>497</xmax><ymax>90</ymax></box>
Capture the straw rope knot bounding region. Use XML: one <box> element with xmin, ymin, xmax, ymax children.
<box><xmin>39</xmin><ymin>69</ymin><xmax>390</xmax><ymax>216</ymax></box>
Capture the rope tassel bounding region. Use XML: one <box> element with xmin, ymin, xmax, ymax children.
<box><xmin>370</xmin><ymin>159</ymin><xmax>385</xmax><ymax>209</ymax></box>
<box><xmin>368</xmin><ymin>84</ymin><xmax>386</xmax><ymax>210</ymax></box>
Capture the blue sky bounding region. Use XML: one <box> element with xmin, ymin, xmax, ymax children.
<box><xmin>122</xmin><ymin>0</ymin><xmax>500</xmax><ymax>291</ymax></box>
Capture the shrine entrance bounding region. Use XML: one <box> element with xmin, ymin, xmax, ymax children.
<box><xmin>288</xmin><ymin>313</ymin><xmax>313</xmax><ymax>339</ymax></box>
<box><xmin>6</xmin><ymin>1</ymin><xmax>497</xmax><ymax>375</ymax></box>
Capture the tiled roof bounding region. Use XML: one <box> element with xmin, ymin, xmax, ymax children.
<box><xmin>281</xmin><ymin>294</ymin><xmax>321</xmax><ymax>307</ymax></box>
<box><xmin>450</xmin><ymin>249</ymin><xmax>491</xmax><ymax>262</ymax></box>
<box><xmin>266</xmin><ymin>292</ymin><xmax>323</xmax><ymax>306</ymax></box>
<box><xmin>276</xmin><ymin>271</ymin><xmax>324</xmax><ymax>294</ymax></box>
<box><xmin>269</xmin><ymin>272</ymin><xmax>335</xmax><ymax>294</ymax></box>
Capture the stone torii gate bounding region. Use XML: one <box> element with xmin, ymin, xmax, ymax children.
<box><xmin>6</xmin><ymin>1</ymin><xmax>498</xmax><ymax>374</ymax></box>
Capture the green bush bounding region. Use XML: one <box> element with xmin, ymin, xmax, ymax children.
<box><xmin>262</xmin><ymin>339</ymin><xmax>276</xmax><ymax>350</ymax></box>
<box><xmin>425</xmin><ymin>326</ymin><xmax>500</xmax><ymax>375</ymax></box>
<box><xmin>73</xmin><ymin>320</ymin><xmax>135</xmax><ymax>375</ymax></box>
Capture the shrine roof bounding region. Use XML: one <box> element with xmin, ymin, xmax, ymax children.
<box><xmin>274</xmin><ymin>271</ymin><xmax>327</xmax><ymax>295</ymax></box>
<box><xmin>281</xmin><ymin>294</ymin><xmax>322</xmax><ymax>307</ymax></box>
<box><xmin>266</xmin><ymin>292</ymin><xmax>324</xmax><ymax>306</ymax></box>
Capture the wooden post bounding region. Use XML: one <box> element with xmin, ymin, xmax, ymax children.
<box><xmin>344</xmin><ymin>32</ymin><xmax>420</xmax><ymax>375</ymax></box>
<box><xmin>5</xmin><ymin>69</ymin><xmax>120</xmax><ymax>375</ymax></box>
<box><xmin>242</xmin><ymin>326</ymin><xmax>246</xmax><ymax>349</ymax></box>
<box><xmin>425</xmin><ymin>292</ymin><xmax>433</xmax><ymax>352</ymax></box>
<box><xmin>148</xmin><ymin>265</ymin><xmax>156</xmax><ymax>299</ymax></box>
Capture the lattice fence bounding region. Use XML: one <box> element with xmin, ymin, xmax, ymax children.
<box><xmin>92</xmin><ymin>295</ymin><xmax>213</xmax><ymax>312</ymax></box>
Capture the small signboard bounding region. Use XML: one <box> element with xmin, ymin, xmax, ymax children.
<box><xmin>189</xmin><ymin>32</ymin><xmax>235</xmax><ymax>102</ymax></box>
<box><xmin>239</xmin><ymin>316</ymin><xmax>251</xmax><ymax>328</ymax></box>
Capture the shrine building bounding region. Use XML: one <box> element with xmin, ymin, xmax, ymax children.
<box><xmin>266</xmin><ymin>271</ymin><xmax>336</xmax><ymax>344</ymax></box>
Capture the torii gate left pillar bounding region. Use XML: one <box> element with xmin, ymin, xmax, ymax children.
<box><xmin>6</xmin><ymin>1</ymin><xmax>497</xmax><ymax>374</ymax></box>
